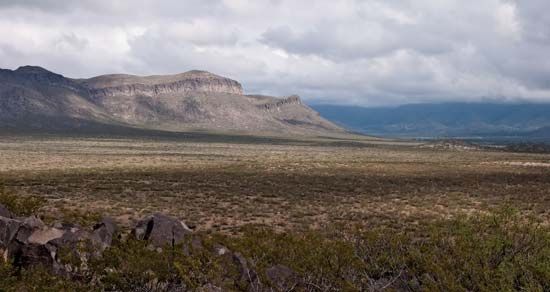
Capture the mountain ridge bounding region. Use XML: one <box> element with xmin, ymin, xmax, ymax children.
<box><xmin>312</xmin><ymin>103</ymin><xmax>550</xmax><ymax>139</ymax></box>
<box><xmin>0</xmin><ymin>65</ymin><xmax>344</xmax><ymax>135</ymax></box>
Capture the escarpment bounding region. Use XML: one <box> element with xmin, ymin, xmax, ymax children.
<box><xmin>82</xmin><ymin>70</ymin><xmax>244</xmax><ymax>98</ymax></box>
<box><xmin>0</xmin><ymin>65</ymin><xmax>345</xmax><ymax>135</ymax></box>
<box><xmin>259</xmin><ymin>95</ymin><xmax>302</xmax><ymax>111</ymax></box>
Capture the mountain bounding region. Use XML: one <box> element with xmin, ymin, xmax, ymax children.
<box><xmin>0</xmin><ymin>66</ymin><xmax>343</xmax><ymax>135</ymax></box>
<box><xmin>312</xmin><ymin>103</ymin><xmax>550</xmax><ymax>139</ymax></box>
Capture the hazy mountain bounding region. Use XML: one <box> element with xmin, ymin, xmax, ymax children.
<box><xmin>312</xmin><ymin>103</ymin><xmax>550</xmax><ymax>139</ymax></box>
<box><xmin>0</xmin><ymin>66</ymin><xmax>343</xmax><ymax>135</ymax></box>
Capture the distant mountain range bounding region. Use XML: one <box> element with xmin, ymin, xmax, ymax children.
<box><xmin>312</xmin><ymin>103</ymin><xmax>550</xmax><ymax>140</ymax></box>
<box><xmin>0</xmin><ymin>66</ymin><xmax>343</xmax><ymax>135</ymax></box>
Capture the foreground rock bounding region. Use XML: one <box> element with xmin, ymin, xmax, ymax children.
<box><xmin>132</xmin><ymin>213</ymin><xmax>192</xmax><ymax>248</ymax></box>
<box><xmin>1</xmin><ymin>210</ymin><xmax>117</xmax><ymax>272</ymax></box>
<box><xmin>1</xmin><ymin>206</ymin><xmax>304</xmax><ymax>291</ymax></box>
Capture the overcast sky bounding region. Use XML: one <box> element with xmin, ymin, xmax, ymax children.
<box><xmin>0</xmin><ymin>0</ymin><xmax>548</xmax><ymax>106</ymax></box>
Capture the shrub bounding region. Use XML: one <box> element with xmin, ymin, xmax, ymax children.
<box><xmin>0</xmin><ymin>186</ymin><xmax>45</xmax><ymax>217</ymax></box>
<box><xmin>222</xmin><ymin>227</ymin><xmax>362</xmax><ymax>291</ymax></box>
<box><xmin>0</xmin><ymin>207</ymin><xmax>548</xmax><ymax>291</ymax></box>
<box><xmin>353</xmin><ymin>207</ymin><xmax>550</xmax><ymax>291</ymax></box>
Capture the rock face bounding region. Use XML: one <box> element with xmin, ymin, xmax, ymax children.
<box><xmin>0</xmin><ymin>65</ymin><xmax>345</xmax><ymax>135</ymax></box>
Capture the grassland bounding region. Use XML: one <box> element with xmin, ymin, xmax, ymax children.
<box><xmin>1</xmin><ymin>132</ymin><xmax>550</xmax><ymax>290</ymax></box>
<box><xmin>1</xmin><ymin>133</ymin><xmax>549</xmax><ymax>232</ymax></box>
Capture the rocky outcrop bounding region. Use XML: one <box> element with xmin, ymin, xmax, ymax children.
<box><xmin>83</xmin><ymin>70</ymin><xmax>244</xmax><ymax>98</ymax></box>
<box><xmin>259</xmin><ymin>95</ymin><xmax>302</xmax><ymax>111</ymax></box>
<box><xmin>0</xmin><ymin>204</ymin><xmax>312</xmax><ymax>291</ymax></box>
<box><xmin>0</xmin><ymin>210</ymin><xmax>117</xmax><ymax>272</ymax></box>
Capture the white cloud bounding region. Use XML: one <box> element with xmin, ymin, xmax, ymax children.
<box><xmin>495</xmin><ymin>2</ymin><xmax>521</xmax><ymax>39</ymax></box>
<box><xmin>0</xmin><ymin>0</ymin><xmax>549</xmax><ymax>106</ymax></box>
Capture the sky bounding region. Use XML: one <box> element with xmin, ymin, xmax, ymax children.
<box><xmin>0</xmin><ymin>0</ymin><xmax>548</xmax><ymax>106</ymax></box>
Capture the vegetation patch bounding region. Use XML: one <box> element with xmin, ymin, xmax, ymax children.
<box><xmin>1</xmin><ymin>208</ymin><xmax>549</xmax><ymax>291</ymax></box>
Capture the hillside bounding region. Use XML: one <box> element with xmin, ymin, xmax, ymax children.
<box><xmin>312</xmin><ymin>103</ymin><xmax>550</xmax><ymax>139</ymax></box>
<box><xmin>0</xmin><ymin>66</ymin><xmax>344</xmax><ymax>135</ymax></box>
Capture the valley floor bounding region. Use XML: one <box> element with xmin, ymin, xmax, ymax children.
<box><xmin>1</xmin><ymin>133</ymin><xmax>549</xmax><ymax>233</ymax></box>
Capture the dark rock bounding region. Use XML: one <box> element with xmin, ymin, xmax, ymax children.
<box><xmin>0</xmin><ymin>216</ymin><xmax>22</xmax><ymax>248</ymax></box>
<box><xmin>2</xmin><ymin>215</ymin><xmax>118</xmax><ymax>273</ymax></box>
<box><xmin>47</xmin><ymin>228</ymin><xmax>86</xmax><ymax>250</ymax></box>
<box><xmin>11</xmin><ymin>243</ymin><xmax>55</xmax><ymax>268</ymax></box>
<box><xmin>132</xmin><ymin>213</ymin><xmax>192</xmax><ymax>248</ymax></box>
<box><xmin>22</xmin><ymin>215</ymin><xmax>45</xmax><ymax>229</ymax></box>
<box><xmin>2</xmin><ymin>216</ymin><xmax>58</xmax><ymax>268</ymax></box>
<box><xmin>266</xmin><ymin>264</ymin><xmax>300</xmax><ymax>291</ymax></box>
<box><xmin>0</xmin><ymin>203</ymin><xmax>12</xmax><ymax>219</ymax></box>
<box><xmin>9</xmin><ymin>216</ymin><xmax>49</xmax><ymax>247</ymax></box>
<box><xmin>92</xmin><ymin>217</ymin><xmax>117</xmax><ymax>249</ymax></box>
<box><xmin>232</xmin><ymin>252</ymin><xmax>260</xmax><ymax>289</ymax></box>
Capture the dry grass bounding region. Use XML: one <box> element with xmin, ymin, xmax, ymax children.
<box><xmin>1</xmin><ymin>133</ymin><xmax>549</xmax><ymax>234</ymax></box>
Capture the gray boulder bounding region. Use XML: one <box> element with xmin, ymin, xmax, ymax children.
<box><xmin>92</xmin><ymin>217</ymin><xmax>117</xmax><ymax>250</ymax></box>
<box><xmin>0</xmin><ymin>217</ymin><xmax>21</xmax><ymax>245</ymax></box>
<box><xmin>132</xmin><ymin>213</ymin><xmax>192</xmax><ymax>248</ymax></box>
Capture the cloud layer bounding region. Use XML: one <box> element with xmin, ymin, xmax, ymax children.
<box><xmin>0</xmin><ymin>0</ymin><xmax>548</xmax><ymax>105</ymax></box>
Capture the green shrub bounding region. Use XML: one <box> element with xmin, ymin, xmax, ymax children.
<box><xmin>0</xmin><ymin>207</ymin><xmax>548</xmax><ymax>291</ymax></box>
<box><xmin>222</xmin><ymin>227</ymin><xmax>361</xmax><ymax>291</ymax></box>
<box><xmin>353</xmin><ymin>207</ymin><xmax>550</xmax><ymax>291</ymax></box>
<box><xmin>0</xmin><ymin>187</ymin><xmax>45</xmax><ymax>217</ymax></box>
<box><xmin>0</xmin><ymin>261</ymin><xmax>88</xmax><ymax>292</ymax></box>
<box><xmin>57</xmin><ymin>208</ymin><xmax>102</xmax><ymax>227</ymax></box>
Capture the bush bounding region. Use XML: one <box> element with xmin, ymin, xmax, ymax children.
<box><xmin>0</xmin><ymin>261</ymin><xmax>87</xmax><ymax>292</ymax></box>
<box><xmin>0</xmin><ymin>186</ymin><xmax>45</xmax><ymax>217</ymax></box>
<box><xmin>222</xmin><ymin>227</ymin><xmax>361</xmax><ymax>291</ymax></box>
<box><xmin>353</xmin><ymin>207</ymin><xmax>550</xmax><ymax>291</ymax></box>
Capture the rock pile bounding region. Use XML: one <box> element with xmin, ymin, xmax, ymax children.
<box><xmin>0</xmin><ymin>203</ymin><xmax>301</xmax><ymax>291</ymax></box>
<box><xmin>0</xmin><ymin>206</ymin><xmax>116</xmax><ymax>274</ymax></box>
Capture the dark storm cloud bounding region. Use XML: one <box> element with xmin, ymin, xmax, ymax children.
<box><xmin>0</xmin><ymin>0</ymin><xmax>549</xmax><ymax>106</ymax></box>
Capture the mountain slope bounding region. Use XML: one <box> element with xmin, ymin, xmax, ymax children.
<box><xmin>312</xmin><ymin>103</ymin><xmax>550</xmax><ymax>138</ymax></box>
<box><xmin>0</xmin><ymin>66</ymin><xmax>344</xmax><ymax>135</ymax></box>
